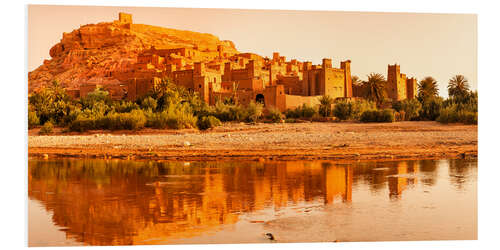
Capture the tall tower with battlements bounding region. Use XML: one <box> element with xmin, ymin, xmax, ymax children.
<box><xmin>386</xmin><ymin>64</ymin><xmax>407</xmax><ymax>101</ymax></box>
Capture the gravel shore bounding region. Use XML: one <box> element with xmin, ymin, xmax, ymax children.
<box><xmin>28</xmin><ymin>121</ymin><xmax>477</xmax><ymax>161</ymax></box>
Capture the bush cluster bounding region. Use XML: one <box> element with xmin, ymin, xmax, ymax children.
<box><xmin>28</xmin><ymin>110</ymin><xmax>40</xmax><ymax>129</ymax></box>
<box><xmin>333</xmin><ymin>100</ymin><xmax>376</xmax><ymax>121</ymax></box>
<box><xmin>392</xmin><ymin>99</ymin><xmax>422</xmax><ymax>121</ymax></box>
<box><xmin>266</xmin><ymin>106</ymin><xmax>284</xmax><ymax>123</ymax></box>
<box><xmin>39</xmin><ymin>121</ymin><xmax>54</xmax><ymax>135</ymax></box>
<box><xmin>209</xmin><ymin>101</ymin><xmax>264</xmax><ymax>123</ymax></box>
<box><xmin>360</xmin><ymin>109</ymin><xmax>395</xmax><ymax>123</ymax></box>
<box><xmin>285</xmin><ymin>104</ymin><xmax>317</xmax><ymax>119</ymax></box>
<box><xmin>437</xmin><ymin>104</ymin><xmax>477</xmax><ymax>124</ymax></box>
<box><xmin>197</xmin><ymin>116</ymin><xmax>222</xmax><ymax>130</ymax></box>
<box><xmin>69</xmin><ymin>110</ymin><xmax>147</xmax><ymax>132</ymax></box>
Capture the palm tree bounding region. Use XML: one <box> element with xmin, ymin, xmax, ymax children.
<box><xmin>417</xmin><ymin>76</ymin><xmax>439</xmax><ymax>101</ymax></box>
<box><xmin>318</xmin><ymin>95</ymin><xmax>334</xmax><ymax>117</ymax></box>
<box><xmin>448</xmin><ymin>75</ymin><xmax>470</xmax><ymax>98</ymax></box>
<box><xmin>362</xmin><ymin>73</ymin><xmax>387</xmax><ymax>104</ymax></box>
<box><xmin>352</xmin><ymin>75</ymin><xmax>362</xmax><ymax>86</ymax></box>
<box><xmin>152</xmin><ymin>77</ymin><xmax>172</xmax><ymax>98</ymax></box>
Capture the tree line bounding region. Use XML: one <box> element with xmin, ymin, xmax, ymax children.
<box><xmin>28</xmin><ymin>74</ymin><xmax>477</xmax><ymax>134</ymax></box>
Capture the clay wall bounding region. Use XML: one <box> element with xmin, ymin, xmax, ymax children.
<box><xmin>323</xmin><ymin>68</ymin><xmax>346</xmax><ymax>98</ymax></box>
<box><xmin>237</xmin><ymin>78</ymin><xmax>264</xmax><ymax>91</ymax></box>
<box><xmin>103</xmin><ymin>83</ymin><xmax>127</xmax><ymax>100</ymax></box>
<box><xmin>263</xmin><ymin>85</ymin><xmax>286</xmax><ymax>111</ymax></box>
<box><xmin>284</xmin><ymin>94</ymin><xmax>322</xmax><ymax>111</ymax></box>
<box><xmin>66</xmin><ymin>89</ymin><xmax>80</xmax><ymax>99</ymax></box>
<box><xmin>80</xmin><ymin>84</ymin><xmax>97</xmax><ymax>98</ymax></box>
<box><xmin>277</xmin><ymin>75</ymin><xmax>302</xmax><ymax>95</ymax></box>
<box><xmin>173</xmin><ymin>70</ymin><xmax>195</xmax><ymax>90</ymax></box>
<box><xmin>302</xmin><ymin>68</ymin><xmax>322</xmax><ymax>96</ymax></box>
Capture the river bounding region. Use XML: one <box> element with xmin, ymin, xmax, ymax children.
<box><xmin>28</xmin><ymin>158</ymin><xmax>477</xmax><ymax>246</ymax></box>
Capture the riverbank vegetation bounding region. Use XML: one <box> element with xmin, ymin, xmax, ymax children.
<box><xmin>28</xmin><ymin>75</ymin><xmax>477</xmax><ymax>134</ymax></box>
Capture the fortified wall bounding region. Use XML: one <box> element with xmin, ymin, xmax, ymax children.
<box><xmin>52</xmin><ymin>13</ymin><xmax>420</xmax><ymax>112</ymax></box>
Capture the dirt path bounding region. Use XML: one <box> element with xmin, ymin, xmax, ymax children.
<box><xmin>28</xmin><ymin>121</ymin><xmax>477</xmax><ymax>161</ymax></box>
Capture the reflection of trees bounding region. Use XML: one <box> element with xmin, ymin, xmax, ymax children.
<box><xmin>448</xmin><ymin>159</ymin><xmax>477</xmax><ymax>190</ymax></box>
<box><xmin>28</xmin><ymin>159</ymin><xmax>354</xmax><ymax>246</ymax></box>
<box><xmin>352</xmin><ymin>160</ymin><xmax>428</xmax><ymax>199</ymax></box>
<box><xmin>418</xmin><ymin>160</ymin><xmax>439</xmax><ymax>186</ymax></box>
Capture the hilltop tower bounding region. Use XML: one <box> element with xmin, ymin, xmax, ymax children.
<box><xmin>118</xmin><ymin>12</ymin><xmax>133</xmax><ymax>24</ymax></box>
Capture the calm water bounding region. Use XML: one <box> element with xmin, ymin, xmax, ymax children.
<box><xmin>28</xmin><ymin>158</ymin><xmax>477</xmax><ymax>246</ymax></box>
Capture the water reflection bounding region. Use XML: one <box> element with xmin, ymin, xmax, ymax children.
<box><xmin>28</xmin><ymin>158</ymin><xmax>477</xmax><ymax>245</ymax></box>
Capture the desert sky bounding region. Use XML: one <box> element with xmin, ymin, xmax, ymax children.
<box><xmin>28</xmin><ymin>5</ymin><xmax>477</xmax><ymax>97</ymax></box>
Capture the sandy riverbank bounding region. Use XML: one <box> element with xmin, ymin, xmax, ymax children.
<box><xmin>28</xmin><ymin>121</ymin><xmax>477</xmax><ymax>161</ymax></box>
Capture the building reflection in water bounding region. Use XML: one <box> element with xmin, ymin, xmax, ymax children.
<box><xmin>28</xmin><ymin>159</ymin><xmax>443</xmax><ymax>245</ymax></box>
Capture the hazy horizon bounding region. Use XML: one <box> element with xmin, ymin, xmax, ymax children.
<box><xmin>28</xmin><ymin>5</ymin><xmax>477</xmax><ymax>97</ymax></box>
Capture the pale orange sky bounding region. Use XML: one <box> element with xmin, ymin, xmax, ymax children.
<box><xmin>28</xmin><ymin>5</ymin><xmax>477</xmax><ymax>97</ymax></box>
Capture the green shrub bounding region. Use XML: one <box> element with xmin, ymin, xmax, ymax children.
<box><xmin>212</xmin><ymin>101</ymin><xmax>233</xmax><ymax>122</ymax></box>
<box><xmin>39</xmin><ymin>121</ymin><xmax>54</xmax><ymax>135</ymax></box>
<box><xmin>197</xmin><ymin>116</ymin><xmax>222</xmax><ymax>130</ymax></box>
<box><xmin>333</xmin><ymin>100</ymin><xmax>375</xmax><ymax>121</ymax></box>
<box><xmin>69</xmin><ymin>110</ymin><xmax>146</xmax><ymax>131</ymax></box>
<box><xmin>436</xmin><ymin>106</ymin><xmax>457</xmax><ymax>124</ymax></box>
<box><xmin>360</xmin><ymin>110</ymin><xmax>378</xmax><ymax>123</ymax></box>
<box><xmin>81</xmin><ymin>88</ymin><xmax>111</xmax><ymax>109</ymax></box>
<box><xmin>28</xmin><ymin>81</ymin><xmax>72</xmax><ymax>125</ymax></box>
<box><xmin>379</xmin><ymin>109</ymin><xmax>395</xmax><ymax>122</ymax></box>
<box><xmin>419</xmin><ymin>97</ymin><xmax>443</xmax><ymax>121</ymax></box>
<box><xmin>114</xmin><ymin>101</ymin><xmax>140</xmax><ymax>113</ymax></box>
<box><xmin>318</xmin><ymin>95</ymin><xmax>334</xmax><ymax>117</ymax></box>
<box><xmin>245</xmin><ymin>101</ymin><xmax>264</xmax><ymax>123</ymax></box>
<box><xmin>228</xmin><ymin>105</ymin><xmax>246</xmax><ymax>122</ymax></box>
<box><xmin>333</xmin><ymin>102</ymin><xmax>351</xmax><ymax>120</ymax></box>
<box><xmin>437</xmin><ymin>105</ymin><xmax>477</xmax><ymax>124</ymax></box>
<box><xmin>210</xmin><ymin>101</ymin><xmax>260</xmax><ymax>122</ymax></box>
<box><xmin>458</xmin><ymin>110</ymin><xmax>478</xmax><ymax>124</ymax></box>
<box><xmin>69</xmin><ymin>115</ymin><xmax>95</xmax><ymax>132</ymax></box>
<box><xmin>140</xmin><ymin>97</ymin><xmax>157</xmax><ymax>111</ymax></box>
<box><xmin>266</xmin><ymin>107</ymin><xmax>284</xmax><ymax>123</ymax></box>
<box><xmin>396</xmin><ymin>99</ymin><xmax>422</xmax><ymax>121</ymax></box>
<box><xmin>301</xmin><ymin>104</ymin><xmax>317</xmax><ymax>118</ymax></box>
<box><xmin>350</xmin><ymin>100</ymin><xmax>376</xmax><ymax>120</ymax></box>
<box><xmin>166</xmin><ymin>111</ymin><xmax>197</xmax><ymax>129</ymax></box>
<box><xmin>360</xmin><ymin>109</ymin><xmax>394</xmax><ymax>123</ymax></box>
<box><xmin>103</xmin><ymin>110</ymin><xmax>147</xmax><ymax>130</ymax></box>
<box><xmin>146</xmin><ymin>105</ymin><xmax>197</xmax><ymax>129</ymax></box>
<box><xmin>28</xmin><ymin>110</ymin><xmax>40</xmax><ymax>129</ymax></box>
<box><xmin>285</xmin><ymin>104</ymin><xmax>317</xmax><ymax>119</ymax></box>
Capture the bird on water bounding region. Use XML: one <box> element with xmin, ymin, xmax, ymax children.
<box><xmin>265</xmin><ymin>233</ymin><xmax>275</xmax><ymax>241</ymax></box>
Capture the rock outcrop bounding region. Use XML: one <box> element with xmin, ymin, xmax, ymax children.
<box><xmin>28</xmin><ymin>16</ymin><xmax>239</xmax><ymax>93</ymax></box>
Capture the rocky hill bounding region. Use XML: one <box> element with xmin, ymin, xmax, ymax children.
<box><xmin>28</xmin><ymin>17</ymin><xmax>239</xmax><ymax>93</ymax></box>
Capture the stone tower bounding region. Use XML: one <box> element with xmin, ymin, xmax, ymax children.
<box><xmin>406</xmin><ymin>77</ymin><xmax>418</xmax><ymax>99</ymax></box>
<box><xmin>341</xmin><ymin>60</ymin><xmax>352</xmax><ymax>97</ymax></box>
<box><xmin>118</xmin><ymin>12</ymin><xmax>133</xmax><ymax>24</ymax></box>
<box><xmin>386</xmin><ymin>64</ymin><xmax>407</xmax><ymax>101</ymax></box>
<box><xmin>322</xmin><ymin>58</ymin><xmax>332</xmax><ymax>69</ymax></box>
